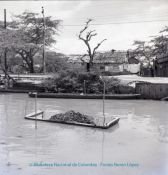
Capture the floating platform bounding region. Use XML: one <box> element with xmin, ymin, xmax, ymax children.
<box><xmin>28</xmin><ymin>92</ymin><xmax>141</xmax><ymax>100</ymax></box>
<box><xmin>24</xmin><ymin>111</ymin><xmax>120</xmax><ymax>129</ymax></box>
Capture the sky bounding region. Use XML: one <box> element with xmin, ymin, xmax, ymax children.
<box><xmin>0</xmin><ymin>0</ymin><xmax>168</xmax><ymax>54</ymax></box>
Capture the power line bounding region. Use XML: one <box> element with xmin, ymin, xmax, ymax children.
<box><xmin>75</xmin><ymin>12</ymin><xmax>168</xmax><ymax>20</ymax></box>
<box><xmin>91</xmin><ymin>14</ymin><xmax>168</xmax><ymax>21</ymax></box>
<box><xmin>62</xmin><ymin>19</ymin><xmax>168</xmax><ymax>27</ymax></box>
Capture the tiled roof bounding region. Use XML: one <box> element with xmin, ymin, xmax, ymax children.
<box><xmin>67</xmin><ymin>55</ymin><xmax>89</xmax><ymax>63</ymax></box>
<box><xmin>67</xmin><ymin>51</ymin><xmax>127</xmax><ymax>63</ymax></box>
<box><xmin>93</xmin><ymin>51</ymin><xmax>127</xmax><ymax>63</ymax></box>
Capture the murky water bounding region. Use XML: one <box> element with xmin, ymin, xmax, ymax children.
<box><xmin>0</xmin><ymin>93</ymin><xmax>167</xmax><ymax>175</ymax></box>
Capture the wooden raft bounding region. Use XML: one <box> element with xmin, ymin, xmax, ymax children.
<box><xmin>25</xmin><ymin>110</ymin><xmax>120</xmax><ymax>129</ymax></box>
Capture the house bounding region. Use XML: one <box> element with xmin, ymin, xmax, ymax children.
<box><xmin>126</xmin><ymin>54</ymin><xmax>141</xmax><ymax>74</ymax></box>
<box><xmin>67</xmin><ymin>50</ymin><xmax>140</xmax><ymax>75</ymax></box>
<box><xmin>92</xmin><ymin>50</ymin><xmax>127</xmax><ymax>73</ymax></box>
<box><xmin>92</xmin><ymin>50</ymin><xmax>140</xmax><ymax>74</ymax></box>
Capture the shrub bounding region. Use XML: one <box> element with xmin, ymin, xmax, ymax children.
<box><xmin>42</xmin><ymin>70</ymin><xmax>121</xmax><ymax>94</ymax></box>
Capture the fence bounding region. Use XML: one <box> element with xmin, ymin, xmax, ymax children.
<box><xmin>135</xmin><ymin>82</ymin><xmax>168</xmax><ymax>100</ymax></box>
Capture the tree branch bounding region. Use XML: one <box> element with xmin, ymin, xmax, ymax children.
<box><xmin>93</xmin><ymin>39</ymin><xmax>107</xmax><ymax>56</ymax></box>
<box><xmin>79</xmin><ymin>54</ymin><xmax>87</xmax><ymax>64</ymax></box>
<box><xmin>79</xmin><ymin>19</ymin><xmax>93</xmax><ymax>41</ymax></box>
<box><xmin>86</xmin><ymin>30</ymin><xmax>97</xmax><ymax>41</ymax></box>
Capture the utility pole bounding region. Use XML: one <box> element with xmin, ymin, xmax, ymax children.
<box><xmin>41</xmin><ymin>7</ymin><xmax>46</xmax><ymax>74</ymax></box>
<box><xmin>4</xmin><ymin>9</ymin><xmax>7</xmax><ymax>78</ymax></box>
<box><xmin>4</xmin><ymin>9</ymin><xmax>6</xmax><ymax>28</ymax></box>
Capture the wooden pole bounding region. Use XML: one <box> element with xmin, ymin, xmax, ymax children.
<box><xmin>42</xmin><ymin>7</ymin><xmax>46</xmax><ymax>74</ymax></box>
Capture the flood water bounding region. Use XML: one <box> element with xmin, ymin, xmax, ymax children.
<box><xmin>0</xmin><ymin>93</ymin><xmax>168</xmax><ymax>175</ymax></box>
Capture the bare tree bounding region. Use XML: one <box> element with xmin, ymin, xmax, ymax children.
<box><xmin>79</xmin><ymin>19</ymin><xmax>106</xmax><ymax>71</ymax></box>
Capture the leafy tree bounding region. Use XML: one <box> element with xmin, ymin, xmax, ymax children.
<box><xmin>0</xmin><ymin>28</ymin><xmax>19</xmax><ymax>76</ymax></box>
<box><xmin>130</xmin><ymin>40</ymin><xmax>153</xmax><ymax>68</ymax></box>
<box><xmin>150</xmin><ymin>34</ymin><xmax>168</xmax><ymax>57</ymax></box>
<box><xmin>78</xmin><ymin>19</ymin><xmax>107</xmax><ymax>72</ymax></box>
<box><xmin>0</xmin><ymin>11</ymin><xmax>61</xmax><ymax>73</ymax></box>
<box><xmin>132</xmin><ymin>26</ymin><xmax>168</xmax><ymax>63</ymax></box>
<box><xmin>133</xmin><ymin>40</ymin><xmax>152</xmax><ymax>60</ymax></box>
<box><xmin>44</xmin><ymin>52</ymin><xmax>70</xmax><ymax>73</ymax></box>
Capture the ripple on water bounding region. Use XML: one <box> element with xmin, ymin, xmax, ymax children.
<box><xmin>158</xmin><ymin>125</ymin><xmax>168</xmax><ymax>143</ymax></box>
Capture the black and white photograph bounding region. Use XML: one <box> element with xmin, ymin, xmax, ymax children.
<box><xmin>0</xmin><ymin>0</ymin><xmax>168</xmax><ymax>175</ymax></box>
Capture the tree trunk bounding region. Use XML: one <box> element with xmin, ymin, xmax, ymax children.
<box><xmin>86</xmin><ymin>55</ymin><xmax>94</xmax><ymax>72</ymax></box>
<box><xmin>29</xmin><ymin>66</ymin><xmax>35</xmax><ymax>73</ymax></box>
<box><xmin>87</xmin><ymin>63</ymin><xmax>90</xmax><ymax>72</ymax></box>
<box><xmin>27</xmin><ymin>53</ymin><xmax>35</xmax><ymax>73</ymax></box>
<box><xmin>26</xmin><ymin>55</ymin><xmax>35</xmax><ymax>73</ymax></box>
<box><xmin>4</xmin><ymin>48</ymin><xmax>8</xmax><ymax>78</ymax></box>
<box><xmin>29</xmin><ymin>60</ymin><xmax>35</xmax><ymax>73</ymax></box>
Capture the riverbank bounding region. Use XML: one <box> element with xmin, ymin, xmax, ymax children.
<box><xmin>2</xmin><ymin>74</ymin><xmax>168</xmax><ymax>100</ymax></box>
<box><xmin>0</xmin><ymin>88</ymin><xmax>30</xmax><ymax>93</ymax></box>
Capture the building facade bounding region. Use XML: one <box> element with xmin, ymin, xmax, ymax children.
<box><xmin>67</xmin><ymin>50</ymin><xmax>140</xmax><ymax>75</ymax></box>
<box><xmin>92</xmin><ymin>51</ymin><xmax>140</xmax><ymax>74</ymax></box>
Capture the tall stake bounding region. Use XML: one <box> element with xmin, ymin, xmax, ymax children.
<box><xmin>84</xmin><ymin>80</ymin><xmax>86</xmax><ymax>94</ymax></box>
<box><xmin>35</xmin><ymin>92</ymin><xmax>37</xmax><ymax>129</ymax></box>
<box><xmin>103</xmin><ymin>81</ymin><xmax>105</xmax><ymax>126</ymax></box>
<box><xmin>41</xmin><ymin>7</ymin><xmax>46</xmax><ymax>74</ymax></box>
<box><xmin>100</xmin><ymin>76</ymin><xmax>106</xmax><ymax>126</ymax></box>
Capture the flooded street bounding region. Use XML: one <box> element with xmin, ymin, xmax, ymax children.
<box><xmin>0</xmin><ymin>93</ymin><xmax>168</xmax><ymax>175</ymax></box>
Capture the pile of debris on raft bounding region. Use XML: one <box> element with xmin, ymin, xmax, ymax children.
<box><xmin>50</xmin><ymin>110</ymin><xmax>96</xmax><ymax>125</ymax></box>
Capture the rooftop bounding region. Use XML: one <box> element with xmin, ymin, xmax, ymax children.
<box><xmin>67</xmin><ymin>50</ymin><xmax>127</xmax><ymax>64</ymax></box>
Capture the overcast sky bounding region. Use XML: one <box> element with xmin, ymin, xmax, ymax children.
<box><xmin>0</xmin><ymin>0</ymin><xmax>168</xmax><ymax>54</ymax></box>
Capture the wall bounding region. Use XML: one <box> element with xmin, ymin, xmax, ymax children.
<box><xmin>93</xmin><ymin>63</ymin><xmax>140</xmax><ymax>74</ymax></box>
<box><xmin>154</xmin><ymin>61</ymin><xmax>168</xmax><ymax>77</ymax></box>
<box><xmin>140</xmin><ymin>67</ymin><xmax>154</xmax><ymax>77</ymax></box>
<box><xmin>105</xmin><ymin>64</ymin><xmax>123</xmax><ymax>72</ymax></box>
<box><xmin>124</xmin><ymin>63</ymin><xmax>140</xmax><ymax>74</ymax></box>
<box><xmin>135</xmin><ymin>83</ymin><xmax>168</xmax><ymax>100</ymax></box>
